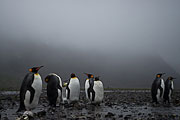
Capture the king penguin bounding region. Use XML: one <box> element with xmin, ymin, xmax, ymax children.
<box><xmin>65</xmin><ymin>73</ymin><xmax>80</xmax><ymax>103</ymax></box>
<box><xmin>84</xmin><ymin>73</ymin><xmax>104</xmax><ymax>104</ymax></box>
<box><xmin>163</xmin><ymin>76</ymin><xmax>175</xmax><ymax>104</ymax></box>
<box><xmin>17</xmin><ymin>66</ymin><xmax>43</xmax><ymax>112</ymax></box>
<box><xmin>45</xmin><ymin>73</ymin><xmax>62</xmax><ymax>107</ymax></box>
<box><xmin>93</xmin><ymin>76</ymin><xmax>104</xmax><ymax>104</ymax></box>
<box><xmin>84</xmin><ymin>73</ymin><xmax>95</xmax><ymax>101</ymax></box>
<box><xmin>151</xmin><ymin>73</ymin><xmax>165</xmax><ymax>104</ymax></box>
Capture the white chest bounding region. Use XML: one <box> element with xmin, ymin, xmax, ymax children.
<box><xmin>160</xmin><ymin>79</ymin><xmax>165</xmax><ymax>90</ymax></box>
<box><xmin>85</xmin><ymin>79</ymin><xmax>89</xmax><ymax>89</ymax></box>
<box><xmin>85</xmin><ymin>79</ymin><xmax>89</xmax><ymax>99</ymax></box>
<box><xmin>32</xmin><ymin>74</ymin><xmax>42</xmax><ymax>92</ymax></box>
<box><xmin>171</xmin><ymin>81</ymin><xmax>174</xmax><ymax>90</ymax></box>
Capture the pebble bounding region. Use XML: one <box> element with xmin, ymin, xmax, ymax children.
<box><xmin>37</xmin><ymin>110</ymin><xmax>46</xmax><ymax>117</ymax></box>
<box><xmin>2</xmin><ymin>117</ymin><xmax>9</xmax><ymax>120</ymax></box>
<box><xmin>105</xmin><ymin>112</ymin><xmax>115</xmax><ymax>118</ymax></box>
<box><xmin>118</xmin><ymin>115</ymin><xmax>123</xmax><ymax>118</ymax></box>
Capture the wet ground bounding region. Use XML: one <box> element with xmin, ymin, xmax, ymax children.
<box><xmin>0</xmin><ymin>90</ymin><xmax>180</xmax><ymax>120</ymax></box>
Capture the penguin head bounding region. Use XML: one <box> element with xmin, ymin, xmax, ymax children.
<box><xmin>95</xmin><ymin>76</ymin><xmax>100</xmax><ymax>81</ymax></box>
<box><xmin>45</xmin><ymin>75</ymin><xmax>50</xmax><ymax>83</ymax></box>
<box><xmin>71</xmin><ymin>73</ymin><xmax>76</xmax><ymax>78</ymax></box>
<box><xmin>168</xmin><ymin>76</ymin><xmax>176</xmax><ymax>80</ymax></box>
<box><xmin>156</xmin><ymin>73</ymin><xmax>165</xmax><ymax>78</ymax></box>
<box><xmin>84</xmin><ymin>73</ymin><xmax>94</xmax><ymax>79</ymax></box>
<box><xmin>29</xmin><ymin>66</ymin><xmax>43</xmax><ymax>73</ymax></box>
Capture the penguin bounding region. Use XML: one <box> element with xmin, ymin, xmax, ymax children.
<box><xmin>93</xmin><ymin>76</ymin><xmax>104</xmax><ymax>103</ymax></box>
<box><xmin>45</xmin><ymin>73</ymin><xmax>62</xmax><ymax>107</ymax></box>
<box><xmin>84</xmin><ymin>73</ymin><xmax>104</xmax><ymax>104</ymax></box>
<box><xmin>17</xmin><ymin>66</ymin><xmax>43</xmax><ymax>112</ymax></box>
<box><xmin>62</xmin><ymin>82</ymin><xmax>68</xmax><ymax>104</ymax></box>
<box><xmin>151</xmin><ymin>73</ymin><xmax>165</xmax><ymax>104</ymax></box>
<box><xmin>163</xmin><ymin>76</ymin><xmax>175</xmax><ymax>104</ymax></box>
<box><xmin>84</xmin><ymin>73</ymin><xmax>95</xmax><ymax>101</ymax></box>
<box><xmin>65</xmin><ymin>73</ymin><xmax>80</xmax><ymax>103</ymax></box>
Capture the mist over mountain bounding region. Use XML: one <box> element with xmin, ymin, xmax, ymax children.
<box><xmin>0</xmin><ymin>0</ymin><xmax>180</xmax><ymax>90</ymax></box>
<box><xmin>0</xmin><ymin>38</ymin><xmax>179</xmax><ymax>90</ymax></box>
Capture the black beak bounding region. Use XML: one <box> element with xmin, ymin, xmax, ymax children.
<box><xmin>84</xmin><ymin>73</ymin><xmax>88</xmax><ymax>75</ymax></box>
<box><xmin>40</xmin><ymin>66</ymin><xmax>44</xmax><ymax>68</ymax></box>
<box><xmin>36</xmin><ymin>66</ymin><xmax>44</xmax><ymax>71</ymax></box>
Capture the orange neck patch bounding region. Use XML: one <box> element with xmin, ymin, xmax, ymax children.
<box><xmin>35</xmin><ymin>73</ymin><xmax>39</xmax><ymax>75</ymax></box>
<box><xmin>72</xmin><ymin>77</ymin><xmax>77</xmax><ymax>79</ymax></box>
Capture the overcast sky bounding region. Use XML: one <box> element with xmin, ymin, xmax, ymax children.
<box><xmin>0</xmin><ymin>0</ymin><xmax>180</xmax><ymax>88</ymax></box>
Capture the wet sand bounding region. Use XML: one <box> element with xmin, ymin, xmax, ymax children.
<box><xmin>0</xmin><ymin>90</ymin><xmax>180</xmax><ymax>120</ymax></box>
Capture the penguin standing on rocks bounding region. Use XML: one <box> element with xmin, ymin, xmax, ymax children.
<box><xmin>84</xmin><ymin>73</ymin><xmax>95</xmax><ymax>101</ymax></box>
<box><xmin>45</xmin><ymin>73</ymin><xmax>62</xmax><ymax>107</ymax></box>
<box><xmin>65</xmin><ymin>73</ymin><xmax>80</xmax><ymax>103</ymax></box>
<box><xmin>93</xmin><ymin>76</ymin><xmax>104</xmax><ymax>103</ymax></box>
<box><xmin>17</xmin><ymin>66</ymin><xmax>43</xmax><ymax>112</ymax></box>
<box><xmin>163</xmin><ymin>76</ymin><xmax>175</xmax><ymax>104</ymax></box>
<box><xmin>84</xmin><ymin>73</ymin><xmax>104</xmax><ymax>104</ymax></box>
<box><xmin>151</xmin><ymin>73</ymin><xmax>165</xmax><ymax>104</ymax></box>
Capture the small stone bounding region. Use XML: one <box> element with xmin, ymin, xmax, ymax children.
<box><xmin>3</xmin><ymin>117</ymin><xmax>9</xmax><ymax>120</ymax></box>
<box><xmin>96</xmin><ymin>113</ymin><xmax>101</xmax><ymax>117</ymax></box>
<box><xmin>138</xmin><ymin>113</ymin><xmax>141</xmax><ymax>116</ymax></box>
<box><xmin>124</xmin><ymin>115</ymin><xmax>132</xmax><ymax>120</ymax></box>
<box><xmin>105</xmin><ymin>112</ymin><xmax>115</xmax><ymax>118</ymax></box>
<box><xmin>37</xmin><ymin>110</ymin><xmax>46</xmax><ymax>117</ymax></box>
<box><xmin>118</xmin><ymin>115</ymin><xmax>123</xmax><ymax>118</ymax></box>
<box><xmin>0</xmin><ymin>105</ymin><xmax>3</xmax><ymax>110</ymax></box>
<box><xmin>60</xmin><ymin>114</ymin><xmax>66</xmax><ymax>118</ymax></box>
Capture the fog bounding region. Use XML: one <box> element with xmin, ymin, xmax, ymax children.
<box><xmin>0</xmin><ymin>0</ymin><xmax>180</xmax><ymax>89</ymax></box>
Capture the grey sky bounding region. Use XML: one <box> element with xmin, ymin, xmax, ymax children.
<box><xmin>0</xmin><ymin>0</ymin><xmax>180</xmax><ymax>88</ymax></box>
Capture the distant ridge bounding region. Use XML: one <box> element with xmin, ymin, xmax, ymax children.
<box><xmin>0</xmin><ymin>39</ymin><xmax>180</xmax><ymax>90</ymax></box>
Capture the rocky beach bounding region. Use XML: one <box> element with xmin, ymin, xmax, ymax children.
<box><xmin>0</xmin><ymin>89</ymin><xmax>180</xmax><ymax>120</ymax></box>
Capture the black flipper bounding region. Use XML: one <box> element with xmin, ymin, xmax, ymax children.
<box><xmin>57</xmin><ymin>84</ymin><xmax>62</xmax><ymax>94</ymax></box>
<box><xmin>87</xmin><ymin>88</ymin><xmax>91</xmax><ymax>99</ymax></box>
<box><xmin>28</xmin><ymin>86</ymin><xmax>35</xmax><ymax>104</ymax></box>
<box><xmin>159</xmin><ymin>86</ymin><xmax>163</xmax><ymax>98</ymax></box>
<box><xmin>66</xmin><ymin>82</ymin><xmax>70</xmax><ymax>99</ymax></box>
<box><xmin>92</xmin><ymin>90</ymin><xmax>95</xmax><ymax>101</ymax></box>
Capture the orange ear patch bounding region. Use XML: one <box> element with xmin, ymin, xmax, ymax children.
<box><xmin>45</xmin><ymin>79</ymin><xmax>48</xmax><ymax>82</ymax></box>
<box><xmin>29</xmin><ymin>69</ymin><xmax>32</xmax><ymax>72</ymax></box>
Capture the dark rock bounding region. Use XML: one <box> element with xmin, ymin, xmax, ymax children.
<box><xmin>175</xmin><ymin>99</ymin><xmax>180</xmax><ymax>104</ymax></box>
<box><xmin>96</xmin><ymin>113</ymin><xmax>101</xmax><ymax>117</ymax></box>
<box><xmin>124</xmin><ymin>115</ymin><xmax>132</xmax><ymax>120</ymax></box>
<box><xmin>123</xmin><ymin>106</ymin><xmax>128</xmax><ymax>109</ymax></box>
<box><xmin>0</xmin><ymin>105</ymin><xmax>3</xmax><ymax>110</ymax></box>
<box><xmin>105</xmin><ymin>112</ymin><xmax>115</xmax><ymax>118</ymax></box>
<box><xmin>118</xmin><ymin>115</ymin><xmax>123</xmax><ymax>118</ymax></box>
<box><xmin>37</xmin><ymin>110</ymin><xmax>46</xmax><ymax>117</ymax></box>
<box><xmin>59</xmin><ymin>114</ymin><xmax>66</xmax><ymax>118</ymax></box>
<box><xmin>2</xmin><ymin>117</ymin><xmax>9</xmax><ymax>120</ymax></box>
